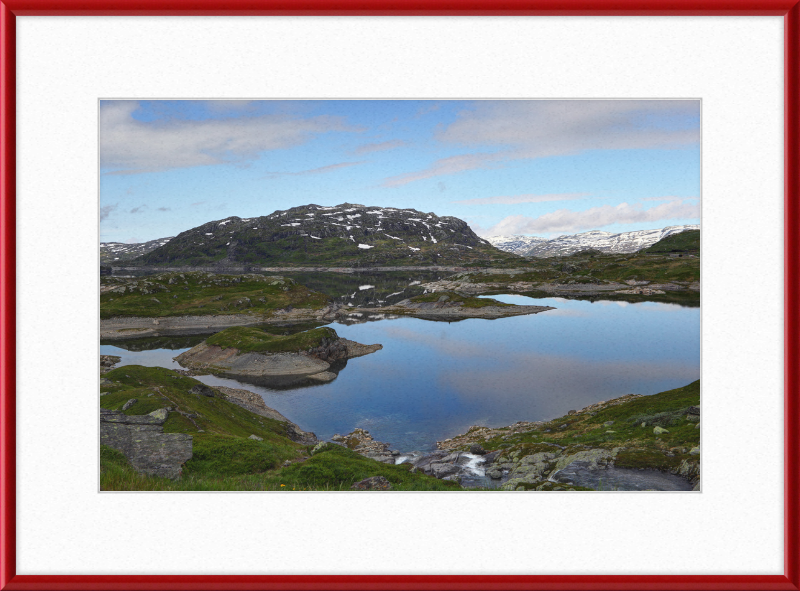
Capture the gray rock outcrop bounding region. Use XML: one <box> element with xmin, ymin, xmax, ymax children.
<box><xmin>101</xmin><ymin>408</ymin><xmax>192</xmax><ymax>479</ymax></box>
<box><xmin>100</xmin><ymin>355</ymin><xmax>121</xmax><ymax>374</ymax></box>
<box><xmin>331</xmin><ymin>428</ymin><xmax>397</xmax><ymax>463</ymax></box>
<box><xmin>216</xmin><ymin>385</ymin><xmax>317</xmax><ymax>445</ymax></box>
<box><xmin>351</xmin><ymin>476</ymin><xmax>392</xmax><ymax>491</ymax></box>
<box><xmin>174</xmin><ymin>337</ymin><xmax>381</xmax><ymax>388</ymax></box>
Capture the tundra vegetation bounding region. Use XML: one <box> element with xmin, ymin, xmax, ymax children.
<box><xmin>100</xmin><ymin>364</ymin><xmax>699</xmax><ymax>491</ymax></box>
<box><xmin>100</xmin><ymin>272</ymin><xmax>328</xmax><ymax>319</ymax></box>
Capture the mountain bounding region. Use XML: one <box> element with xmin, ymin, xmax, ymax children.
<box><xmin>486</xmin><ymin>225</ymin><xmax>699</xmax><ymax>258</ymax></box>
<box><xmin>128</xmin><ymin>203</ymin><xmax>522</xmax><ymax>268</ymax></box>
<box><xmin>483</xmin><ymin>235</ymin><xmax>549</xmax><ymax>256</ymax></box>
<box><xmin>100</xmin><ymin>236</ymin><xmax>174</xmax><ymax>264</ymax></box>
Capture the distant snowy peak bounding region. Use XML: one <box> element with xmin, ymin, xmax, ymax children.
<box><xmin>487</xmin><ymin>225</ymin><xmax>699</xmax><ymax>257</ymax></box>
<box><xmin>100</xmin><ymin>236</ymin><xmax>174</xmax><ymax>264</ymax></box>
<box><xmin>484</xmin><ymin>235</ymin><xmax>548</xmax><ymax>255</ymax></box>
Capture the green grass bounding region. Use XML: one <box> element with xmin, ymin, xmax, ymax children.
<box><xmin>459</xmin><ymin>251</ymin><xmax>699</xmax><ymax>287</ymax></box>
<box><xmin>278</xmin><ymin>445</ymin><xmax>461</xmax><ymax>491</ymax></box>
<box><xmin>205</xmin><ymin>326</ymin><xmax>339</xmax><ymax>353</ymax></box>
<box><xmin>102</xmin><ymin>365</ymin><xmax>302</xmax><ymax>441</ymax></box>
<box><xmin>100</xmin><ymin>272</ymin><xmax>329</xmax><ymax>319</ymax></box>
<box><xmin>100</xmin><ymin>443</ymin><xmax>463</xmax><ymax>491</ymax></box>
<box><xmin>643</xmin><ymin>230</ymin><xmax>700</xmax><ymax>253</ymax></box>
<box><xmin>451</xmin><ymin>381</ymin><xmax>701</xmax><ymax>477</ymax></box>
<box><xmin>100</xmin><ymin>364</ymin><xmax>464</xmax><ymax>491</ymax></box>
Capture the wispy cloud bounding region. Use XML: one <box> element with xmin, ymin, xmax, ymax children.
<box><xmin>353</xmin><ymin>140</ymin><xmax>407</xmax><ymax>155</ymax></box>
<box><xmin>156</xmin><ymin>206</ymin><xmax>171</xmax><ymax>212</ymax></box>
<box><xmin>190</xmin><ymin>201</ymin><xmax>206</xmax><ymax>207</ymax></box>
<box><xmin>383</xmin><ymin>152</ymin><xmax>505</xmax><ymax>187</ymax></box>
<box><xmin>100</xmin><ymin>204</ymin><xmax>117</xmax><ymax>221</ymax></box>
<box><xmin>129</xmin><ymin>204</ymin><xmax>147</xmax><ymax>214</ymax></box>
<box><xmin>100</xmin><ymin>101</ymin><xmax>361</xmax><ymax>174</ymax></box>
<box><xmin>453</xmin><ymin>192</ymin><xmax>588</xmax><ymax>206</ymax></box>
<box><xmin>264</xmin><ymin>161</ymin><xmax>364</xmax><ymax>178</ymax></box>
<box><xmin>414</xmin><ymin>102</ymin><xmax>441</xmax><ymax>118</ymax></box>
<box><xmin>384</xmin><ymin>100</ymin><xmax>700</xmax><ymax>186</ymax></box>
<box><xmin>478</xmin><ymin>198</ymin><xmax>700</xmax><ymax>236</ymax></box>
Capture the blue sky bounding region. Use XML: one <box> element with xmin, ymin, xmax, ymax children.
<box><xmin>99</xmin><ymin>100</ymin><xmax>700</xmax><ymax>243</ymax></box>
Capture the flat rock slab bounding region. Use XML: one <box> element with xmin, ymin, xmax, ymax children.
<box><xmin>101</xmin><ymin>409</ymin><xmax>192</xmax><ymax>479</ymax></box>
<box><xmin>174</xmin><ymin>338</ymin><xmax>381</xmax><ymax>389</ymax></box>
<box><xmin>367</xmin><ymin>303</ymin><xmax>554</xmax><ymax>320</ymax></box>
<box><xmin>176</xmin><ymin>343</ymin><xmax>330</xmax><ymax>377</ymax></box>
<box><xmin>551</xmin><ymin>461</ymin><xmax>693</xmax><ymax>491</ymax></box>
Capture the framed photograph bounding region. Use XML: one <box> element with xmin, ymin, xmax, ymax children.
<box><xmin>1</xmin><ymin>3</ymin><xmax>798</xmax><ymax>590</ymax></box>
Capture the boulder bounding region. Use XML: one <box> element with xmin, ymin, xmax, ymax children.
<box><xmin>121</xmin><ymin>399</ymin><xmax>137</xmax><ymax>411</ymax></box>
<box><xmin>249</xmin><ymin>434</ymin><xmax>264</xmax><ymax>441</ymax></box>
<box><xmin>100</xmin><ymin>409</ymin><xmax>191</xmax><ymax>479</ymax></box>
<box><xmin>311</xmin><ymin>441</ymin><xmax>334</xmax><ymax>455</ymax></box>
<box><xmin>351</xmin><ymin>476</ymin><xmax>392</xmax><ymax>491</ymax></box>
<box><xmin>190</xmin><ymin>384</ymin><xmax>217</xmax><ymax>398</ymax></box>
<box><xmin>653</xmin><ymin>426</ymin><xmax>669</xmax><ymax>435</ymax></box>
<box><xmin>148</xmin><ymin>408</ymin><xmax>169</xmax><ymax>421</ymax></box>
<box><xmin>469</xmin><ymin>443</ymin><xmax>487</xmax><ymax>455</ymax></box>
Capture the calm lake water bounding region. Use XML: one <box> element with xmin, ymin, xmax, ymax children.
<box><xmin>100</xmin><ymin>294</ymin><xmax>700</xmax><ymax>452</ymax></box>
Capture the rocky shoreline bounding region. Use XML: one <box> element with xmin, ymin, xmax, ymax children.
<box><xmin>101</xmin><ymin>351</ymin><xmax>700</xmax><ymax>491</ymax></box>
<box><xmin>100</xmin><ymin>298</ymin><xmax>555</xmax><ymax>340</ymax></box>
<box><xmin>419</xmin><ymin>277</ymin><xmax>700</xmax><ymax>298</ymax></box>
<box><xmin>322</xmin><ymin>387</ymin><xmax>701</xmax><ymax>492</ymax></box>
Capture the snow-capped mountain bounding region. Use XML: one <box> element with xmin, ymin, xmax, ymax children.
<box><xmin>100</xmin><ymin>236</ymin><xmax>174</xmax><ymax>264</ymax></box>
<box><xmin>486</xmin><ymin>225</ymin><xmax>700</xmax><ymax>258</ymax></box>
<box><xmin>483</xmin><ymin>235</ymin><xmax>549</xmax><ymax>256</ymax></box>
<box><xmin>121</xmin><ymin>203</ymin><xmax>518</xmax><ymax>267</ymax></box>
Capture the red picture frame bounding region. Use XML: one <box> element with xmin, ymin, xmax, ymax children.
<box><xmin>1</xmin><ymin>4</ymin><xmax>798</xmax><ymax>591</ymax></box>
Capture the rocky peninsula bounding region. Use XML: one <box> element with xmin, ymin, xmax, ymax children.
<box><xmin>173</xmin><ymin>326</ymin><xmax>382</xmax><ymax>387</ymax></box>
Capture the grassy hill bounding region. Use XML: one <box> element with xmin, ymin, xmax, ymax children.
<box><xmin>643</xmin><ymin>230</ymin><xmax>700</xmax><ymax>253</ymax></box>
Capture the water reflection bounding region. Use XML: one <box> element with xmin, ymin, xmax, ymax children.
<box><xmin>100</xmin><ymin>295</ymin><xmax>700</xmax><ymax>452</ymax></box>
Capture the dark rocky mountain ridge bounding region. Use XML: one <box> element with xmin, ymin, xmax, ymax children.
<box><xmin>125</xmin><ymin>203</ymin><xmax>521</xmax><ymax>268</ymax></box>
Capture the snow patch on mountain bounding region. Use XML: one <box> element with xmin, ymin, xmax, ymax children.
<box><xmin>487</xmin><ymin>225</ymin><xmax>699</xmax><ymax>257</ymax></box>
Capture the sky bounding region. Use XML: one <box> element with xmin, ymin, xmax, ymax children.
<box><xmin>99</xmin><ymin>100</ymin><xmax>701</xmax><ymax>244</ymax></box>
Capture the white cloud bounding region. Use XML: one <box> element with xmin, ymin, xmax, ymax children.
<box><xmin>384</xmin><ymin>100</ymin><xmax>700</xmax><ymax>186</ymax></box>
<box><xmin>100</xmin><ymin>101</ymin><xmax>359</xmax><ymax>174</ymax></box>
<box><xmin>265</xmin><ymin>161</ymin><xmax>364</xmax><ymax>178</ymax></box>
<box><xmin>383</xmin><ymin>152</ymin><xmax>505</xmax><ymax>187</ymax></box>
<box><xmin>453</xmin><ymin>192</ymin><xmax>588</xmax><ymax>206</ymax></box>
<box><xmin>479</xmin><ymin>199</ymin><xmax>700</xmax><ymax>236</ymax></box>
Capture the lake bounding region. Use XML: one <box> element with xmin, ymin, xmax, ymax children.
<box><xmin>100</xmin><ymin>293</ymin><xmax>700</xmax><ymax>452</ymax></box>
